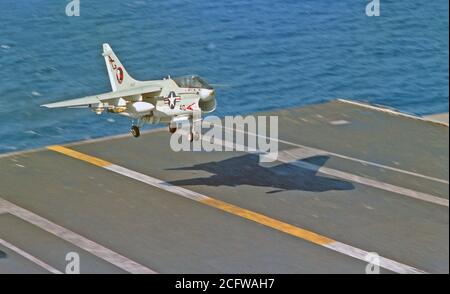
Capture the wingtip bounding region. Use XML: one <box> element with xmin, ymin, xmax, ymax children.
<box><xmin>41</xmin><ymin>103</ymin><xmax>58</xmax><ymax>108</ymax></box>
<box><xmin>102</xmin><ymin>43</ymin><xmax>112</xmax><ymax>56</ymax></box>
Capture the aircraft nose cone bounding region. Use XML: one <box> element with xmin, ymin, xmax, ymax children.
<box><xmin>199</xmin><ymin>89</ymin><xmax>215</xmax><ymax>100</ymax></box>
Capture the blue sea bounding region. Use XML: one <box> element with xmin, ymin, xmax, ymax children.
<box><xmin>0</xmin><ymin>0</ymin><xmax>448</xmax><ymax>153</ymax></box>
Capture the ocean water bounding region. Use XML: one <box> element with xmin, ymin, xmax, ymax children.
<box><xmin>0</xmin><ymin>0</ymin><xmax>448</xmax><ymax>153</ymax></box>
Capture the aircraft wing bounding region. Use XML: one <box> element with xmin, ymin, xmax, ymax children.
<box><xmin>41</xmin><ymin>85</ymin><xmax>162</xmax><ymax>108</ymax></box>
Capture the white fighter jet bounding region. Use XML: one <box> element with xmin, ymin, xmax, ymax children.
<box><xmin>42</xmin><ymin>44</ymin><xmax>216</xmax><ymax>141</ymax></box>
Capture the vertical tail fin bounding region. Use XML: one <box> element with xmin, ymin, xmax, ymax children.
<box><xmin>102</xmin><ymin>43</ymin><xmax>138</xmax><ymax>91</ymax></box>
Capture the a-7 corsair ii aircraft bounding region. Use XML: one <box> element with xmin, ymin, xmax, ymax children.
<box><xmin>42</xmin><ymin>44</ymin><xmax>216</xmax><ymax>141</ymax></box>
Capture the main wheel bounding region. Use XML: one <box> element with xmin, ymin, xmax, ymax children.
<box><xmin>168</xmin><ymin>125</ymin><xmax>177</xmax><ymax>134</ymax></box>
<box><xmin>188</xmin><ymin>132</ymin><xmax>194</xmax><ymax>142</ymax></box>
<box><xmin>131</xmin><ymin>126</ymin><xmax>140</xmax><ymax>138</ymax></box>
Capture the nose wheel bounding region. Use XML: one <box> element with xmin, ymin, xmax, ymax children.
<box><xmin>131</xmin><ymin>126</ymin><xmax>140</xmax><ymax>138</ymax></box>
<box><xmin>188</xmin><ymin>132</ymin><xmax>200</xmax><ymax>142</ymax></box>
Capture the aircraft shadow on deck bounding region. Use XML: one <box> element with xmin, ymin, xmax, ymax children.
<box><xmin>167</xmin><ymin>154</ymin><xmax>354</xmax><ymax>194</ymax></box>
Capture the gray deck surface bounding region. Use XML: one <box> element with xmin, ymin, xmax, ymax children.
<box><xmin>0</xmin><ymin>100</ymin><xmax>448</xmax><ymax>274</ymax></box>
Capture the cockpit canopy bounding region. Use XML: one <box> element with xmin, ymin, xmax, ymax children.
<box><xmin>172</xmin><ymin>75</ymin><xmax>213</xmax><ymax>89</ymax></box>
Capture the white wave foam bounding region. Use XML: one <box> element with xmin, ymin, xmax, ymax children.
<box><xmin>24</xmin><ymin>130</ymin><xmax>39</xmax><ymax>135</ymax></box>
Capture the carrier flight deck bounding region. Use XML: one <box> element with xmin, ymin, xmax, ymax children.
<box><xmin>0</xmin><ymin>99</ymin><xmax>448</xmax><ymax>274</ymax></box>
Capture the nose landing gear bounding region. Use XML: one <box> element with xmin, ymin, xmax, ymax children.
<box><xmin>188</xmin><ymin>132</ymin><xmax>200</xmax><ymax>142</ymax></box>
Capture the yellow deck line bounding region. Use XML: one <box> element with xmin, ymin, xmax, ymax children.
<box><xmin>47</xmin><ymin>145</ymin><xmax>112</xmax><ymax>167</ymax></box>
<box><xmin>46</xmin><ymin>145</ymin><xmax>427</xmax><ymax>273</ymax></box>
<box><xmin>201</xmin><ymin>198</ymin><xmax>333</xmax><ymax>245</ymax></box>
<box><xmin>47</xmin><ymin>145</ymin><xmax>333</xmax><ymax>246</ymax></box>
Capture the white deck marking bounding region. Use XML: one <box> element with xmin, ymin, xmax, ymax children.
<box><xmin>221</xmin><ymin>125</ymin><xmax>449</xmax><ymax>185</ymax></box>
<box><xmin>106</xmin><ymin>165</ymin><xmax>209</xmax><ymax>202</ymax></box>
<box><xmin>47</xmin><ymin>145</ymin><xmax>427</xmax><ymax>274</ymax></box>
<box><xmin>277</xmin><ymin>149</ymin><xmax>449</xmax><ymax>207</ymax></box>
<box><xmin>324</xmin><ymin>242</ymin><xmax>426</xmax><ymax>274</ymax></box>
<box><xmin>201</xmin><ymin>132</ymin><xmax>449</xmax><ymax>207</ymax></box>
<box><xmin>105</xmin><ymin>165</ymin><xmax>426</xmax><ymax>273</ymax></box>
<box><xmin>0</xmin><ymin>198</ymin><xmax>157</xmax><ymax>274</ymax></box>
<box><xmin>329</xmin><ymin>120</ymin><xmax>350</xmax><ymax>125</ymax></box>
<box><xmin>0</xmin><ymin>238</ymin><xmax>62</xmax><ymax>274</ymax></box>
<box><xmin>337</xmin><ymin>99</ymin><xmax>449</xmax><ymax>127</ymax></box>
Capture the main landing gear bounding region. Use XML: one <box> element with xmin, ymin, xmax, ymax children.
<box><xmin>168</xmin><ymin>122</ymin><xmax>199</xmax><ymax>142</ymax></box>
<box><xmin>131</xmin><ymin>125</ymin><xmax>140</xmax><ymax>138</ymax></box>
<box><xmin>168</xmin><ymin>125</ymin><xmax>177</xmax><ymax>134</ymax></box>
<box><xmin>131</xmin><ymin>118</ymin><xmax>146</xmax><ymax>138</ymax></box>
